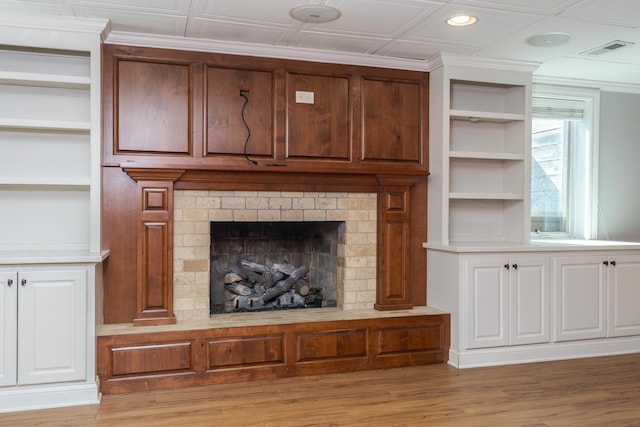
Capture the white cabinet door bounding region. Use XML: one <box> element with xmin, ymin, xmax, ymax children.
<box><xmin>0</xmin><ymin>271</ymin><xmax>17</xmax><ymax>387</ymax></box>
<box><xmin>608</xmin><ymin>254</ymin><xmax>640</xmax><ymax>337</ymax></box>
<box><xmin>465</xmin><ymin>258</ymin><xmax>509</xmax><ymax>349</ymax></box>
<box><xmin>554</xmin><ymin>256</ymin><xmax>607</xmax><ymax>342</ymax></box>
<box><xmin>465</xmin><ymin>255</ymin><xmax>550</xmax><ymax>350</ymax></box>
<box><xmin>17</xmin><ymin>269</ymin><xmax>87</xmax><ymax>385</ymax></box>
<box><xmin>509</xmin><ymin>257</ymin><xmax>550</xmax><ymax>345</ymax></box>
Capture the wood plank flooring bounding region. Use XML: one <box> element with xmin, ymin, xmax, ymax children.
<box><xmin>2</xmin><ymin>354</ymin><xmax>640</xmax><ymax>426</ymax></box>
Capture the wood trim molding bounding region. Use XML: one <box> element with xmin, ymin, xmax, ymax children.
<box><xmin>122</xmin><ymin>167</ymin><xmax>186</xmax><ymax>182</ymax></box>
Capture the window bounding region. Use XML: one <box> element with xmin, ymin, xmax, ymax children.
<box><xmin>530</xmin><ymin>85</ymin><xmax>599</xmax><ymax>239</ymax></box>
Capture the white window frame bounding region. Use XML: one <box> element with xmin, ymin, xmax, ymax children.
<box><xmin>531</xmin><ymin>84</ymin><xmax>600</xmax><ymax>240</ymax></box>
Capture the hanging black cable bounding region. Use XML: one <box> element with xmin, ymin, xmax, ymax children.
<box><xmin>240</xmin><ymin>90</ymin><xmax>257</xmax><ymax>165</ymax></box>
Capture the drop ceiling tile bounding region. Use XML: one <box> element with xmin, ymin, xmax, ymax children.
<box><xmin>487</xmin><ymin>16</ymin><xmax>627</xmax><ymax>58</ymax></box>
<box><xmin>0</xmin><ymin>0</ymin><xmax>72</xmax><ymax>15</ymax></box>
<box><xmin>456</xmin><ymin>0</ymin><xmax>581</xmax><ymax>15</ymax></box>
<box><xmin>562</xmin><ymin>0</ymin><xmax>640</xmax><ymax>27</ymax></box>
<box><xmin>73</xmin><ymin>7</ymin><xmax>188</xmax><ymax>36</ymax></box>
<box><xmin>72</xmin><ymin>0</ymin><xmax>191</xmax><ymax>14</ymax></box>
<box><xmin>291</xmin><ymin>31</ymin><xmax>389</xmax><ymax>54</ymax></box>
<box><xmin>374</xmin><ymin>39</ymin><xmax>478</xmax><ymax>60</ymax></box>
<box><xmin>316</xmin><ymin>0</ymin><xmax>445</xmax><ymax>37</ymax></box>
<box><xmin>402</xmin><ymin>4</ymin><xmax>542</xmax><ymax>46</ymax></box>
<box><xmin>535</xmin><ymin>55</ymin><xmax>640</xmax><ymax>83</ymax></box>
<box><xmin>186</xmin><ymin>18</ymin><xmax>298</xmax><ymax>45</ymax></box>
<box><xmin>191</xmin><ymin>0</ymin><xmax>312</xmax><ymax>26</ymax></box>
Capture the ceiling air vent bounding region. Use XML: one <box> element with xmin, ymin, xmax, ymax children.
<box><xmin>581</xmin><ymin>40</ymin><xmax>635</xmax><ymax>56</ymax></box>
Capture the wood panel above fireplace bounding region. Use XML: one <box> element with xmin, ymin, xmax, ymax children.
<box><xmin>101</xmin><ymin>45</ymin><xmax>429</xmax><ymax>325</ymax></box>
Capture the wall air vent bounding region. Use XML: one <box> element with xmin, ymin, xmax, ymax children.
<box><xmin>581</xmin><ymin>40</ymin><xmax>635</xmax><ymax>56</ymax></box>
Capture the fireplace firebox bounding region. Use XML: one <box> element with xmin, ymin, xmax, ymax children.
<box><xmin>210</xmin><ymin>221</ymin><xmax>342</xmax><ymax>314</ymax></box>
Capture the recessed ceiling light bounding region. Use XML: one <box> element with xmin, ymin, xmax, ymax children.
<box><xmin>446</xmin><ymin>15</ymin><xmax>477</xmax><ymax>27</ymax></box>
<box><xmin>289</xmin><ymin>5</ymin><xmax>342</xmax><ymax>23</ymax></box>
<box><xmin>526</xmin><ymin>32</ymin><xmax>572</xmax><ymax>47</ymax></box>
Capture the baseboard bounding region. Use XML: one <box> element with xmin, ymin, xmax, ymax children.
<box><xmin>448</xmin><ymin>336</ymin><xmax>640</xmax><ymax>369</ymax></box>
<box><xmin>0</xmin><ymin>380</ymin><xmax>100</xmax><ymax>413</ymax></box>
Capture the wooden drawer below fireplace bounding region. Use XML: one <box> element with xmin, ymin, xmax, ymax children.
<box><xmin>97</xmin><ymin>313</ymin><xmax>450</xmax><ymax>394</ymax></box>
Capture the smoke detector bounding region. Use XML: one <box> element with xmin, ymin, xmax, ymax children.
<box><xmin>581</xmin><ymin>40</ymin><xmax>635</xmax><ymax>56</ymax></box>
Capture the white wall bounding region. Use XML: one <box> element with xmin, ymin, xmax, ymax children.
<box><xmin>597</xmin><ymin>91</ymin><xmax>640</xmax><ymax>242</ymax></box>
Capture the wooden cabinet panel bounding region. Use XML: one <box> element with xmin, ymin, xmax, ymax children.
<box><xmin>362</xmin><ymin>77</ymin><xmax>423</xmax><ymax>163</ymax></box>
<box><xmin>206</xmin><ymin>335</ymin><xmax>284</xmax><ymax>369</ymax></box>
<box><xmin>109</xmin><ymin>342</ymin><xmax>195</xmax><ymax>376</ymax></box>
<box><xmin>295</xmin><ymin>328</ymin><xmax>367</xmax><ymax>362</ymax></box>
<box><xmin>286</xmin><ymin>73</ymin><xmax>350</xmax><ymax>160</ymax></box>
<box><xmin>377</xmin><ymin>324</ymin><xmax>444</xmax><ymax>355</ymax></box>
<box><xmin>116</xmin><ymin>60</ymin><xmax>191</xmax><ymax>155</ymax></box>
<box><xmin>205</xmin><ymin>67</ymin><xmax>274</xmax><ymax>157</ymax></box>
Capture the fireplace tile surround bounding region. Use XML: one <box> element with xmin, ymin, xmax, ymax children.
<box><xmin>173</xmin><ymin>190</ymin><xmax>378</xmax><ymax>321</ymax></box>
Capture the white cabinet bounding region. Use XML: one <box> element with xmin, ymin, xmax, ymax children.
<box><xmin>466</xmin><ymin>256</ymin><xmax>549</xmax><ymax>349</ymax></box>
<box><xmin>554</xmin><ymin>254</ymin><xmax>640</xmax><ymax>341</ymax></box>
<box><xmin>553</xmin><ymin>256</ymin><xmax>607</xmax><ymax>341</ymax></box>
<box><xmin>428</xmin><ymin>54</ymin><xmax>536</xmax><ymax>245</ymax></box>
<box><xmin>427</xmin><ymin>244</ymin><xmax>640</xmax><ymax>368</ymax></box>
<box><xmin>0</xmin><ymin>272</ymin><xmax>17</xmax><ymax>387</ymax></box>
<box><xmin>1</xmin><ymin>269</ymin><xmax>87</xmax><ymax>388</ymax></box>
<box><xmin>607</xmin><ymin>254</ymin><xmax>640</xmax><ymax>337</ymax></box>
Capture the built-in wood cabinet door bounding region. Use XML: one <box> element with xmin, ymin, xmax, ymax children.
<box><xmin>17</xmin><ymin>269</ymin><xmax>87</xmax><ymax>385</ymax></box>
<box><xmin>113</xmin><ymin>58</ymin><xmax>192</xmax><ymax>157</ymax></box>
<box><xmin>205</xmin><ymin>66</ymin><xmax>274</xmax><ymax>158</ymax></box>
<box><xmin>553</xmin><ymin>256</ymin><xmax>607</xmax><ymax>342</ymax></box>
<box><xmin>361</xmin><ymin>76</ymin><xmax>424</xmax><ymax>163</ymax></box>
<box><xmin>0</xmin><ymin>271</ymin><xmax>17</xmax><ymax>387</ymax></box>
<box><xmin>285</xmin><ymin>72</ymin><xmax>351</xmax><ymax>161</ymax></box>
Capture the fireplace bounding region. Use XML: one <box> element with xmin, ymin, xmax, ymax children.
<box><xmin>210</xmin><ymin>221</ymin><xmax>342</xmax><ymax>313</ymax></box>
<box><xmin>173</xmin><ymin>190</ymin><xmax>378</xmax><ymax>321</ymax></box>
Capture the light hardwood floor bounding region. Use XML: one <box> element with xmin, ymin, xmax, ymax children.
<box><xmin>2</xmin><ymin>354</ymin><xmax>640</xmax><ymax>426</ymax></box>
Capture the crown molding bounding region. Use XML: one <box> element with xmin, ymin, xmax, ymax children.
<box><xmin>105</xmin><ymin>31</ymin><xmax>429</xmax><ymax>72</ymax></box>
<box><xmin>0</xmin><ymin>13</ymin><xmax>108</xmax><ymax>35</ymax></box>
<box><xmin>427</xmin><ymin>52</ymin><xmax>540</xmax><ymax>73</ymax></box>
<box><xmin>533</xmin><ymin>75</ymin><xmax>640</xmax><ymax>94</ymax></box>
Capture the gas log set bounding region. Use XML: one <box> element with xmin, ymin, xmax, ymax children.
<box><xmin>223</xmin><ymin>260</ymin><xmax>328</xmax><ymax>312</ymax></box>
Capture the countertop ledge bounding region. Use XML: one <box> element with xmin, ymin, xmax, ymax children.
<box><xmin>423</xmin><ymin>239</ymin><xmax>640</xmax><ymax>253</ymax></box>
<box><xmin>0</xmin><ymin>249</ymin><xmax>110</xmax><ymax>265</ymax></box>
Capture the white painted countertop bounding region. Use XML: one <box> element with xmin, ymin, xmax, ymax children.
<box><xmin>0</xmin><ymin>249</ymin><xmax>110</xmax><ymax>265</ymax></box>
<box><xmin>423</xmin><ymin>239</ymin><xmax>640</xmax><ymax>253</ymax></box>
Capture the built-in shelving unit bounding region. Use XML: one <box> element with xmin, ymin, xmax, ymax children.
<box><xmin>0</xmin><ymin>14</ymin><xmax>108</xmax><ymax>413</ymax></box>
<box><xmin>0</xmin><ymin>43</ymin><xmax>96</xmax><ymax>252</ymax></box>
<box><xmin>428</xmin><ymin>54</ymin><xmax>537</xmax><ymax>245</ymax></box>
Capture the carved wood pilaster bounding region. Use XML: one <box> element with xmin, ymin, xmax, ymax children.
<box><xmin>375</xmin><ymin>175</ymin><xmax>415</xmax><ymax>310</ymax></box>
<box><xmin>124</xmin><ymin>168</ymin><xmax>185</xmax><ymax>326</ymax></box>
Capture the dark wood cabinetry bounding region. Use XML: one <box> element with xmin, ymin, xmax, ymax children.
<box><xmin>113</xmin><ymin>59</ymin><xmax>193</xmax><ymax>156</ymax></box>
<box><xmin>99</xmin><ymin>45</ymin><xmax>438</xmax><ymax>394</ymax></box>
<box><xmin>285</xmin><ymin>72</ymin><xmax>351</xmax><ymax>161</ymax></box>
<box><xmin>204</xmin><ymin>66</ymin><xmax>274</xmax><ymax>157</ymax></box>
<box><xmin>102</xmin><ymin>45</ymin><xmax>430</xmax><ymax>324</ymax></box>
<box><xmin>103</xmin><ymin>44</ymin><xmax>428</xmax><ymax>172</ymax></box>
